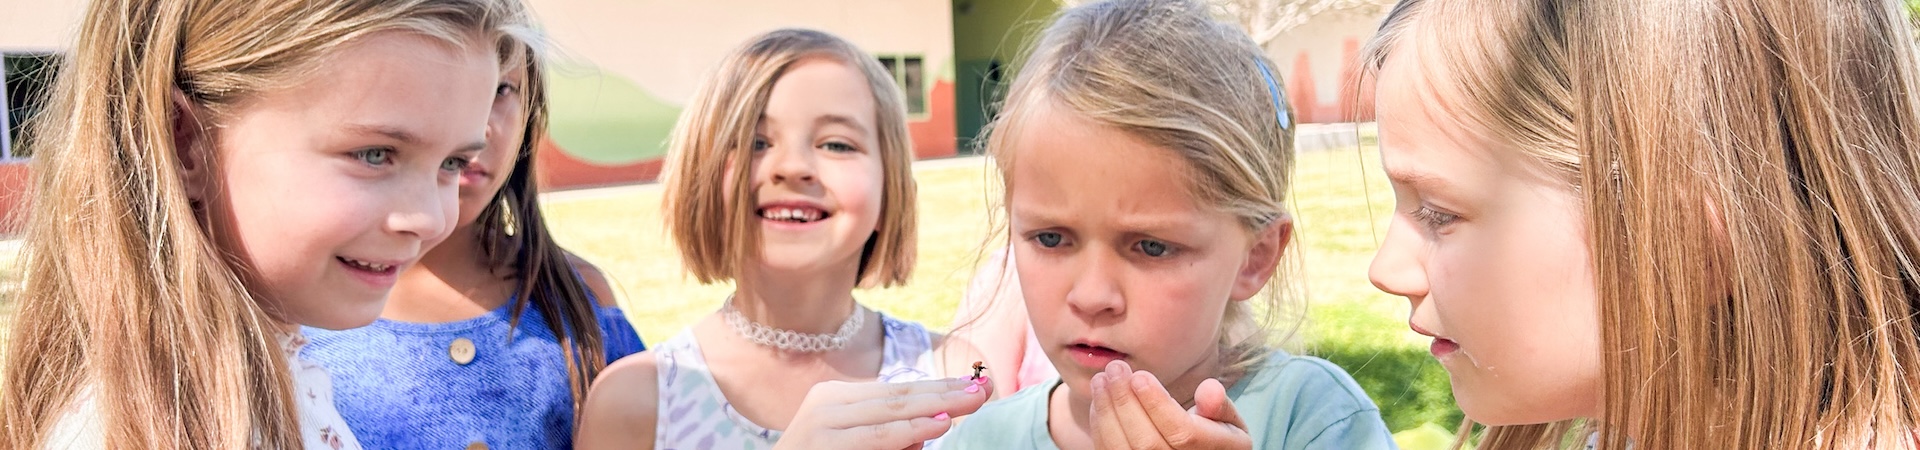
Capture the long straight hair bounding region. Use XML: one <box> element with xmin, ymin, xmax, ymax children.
<box><xmin>0</xmin><ymin>1</ymin><xmax>524</xmax><ymax>448</ymax></box>
<box><xmin>1364</xmin><ymin>0</ymin><xmax>1920</xmax><ymax>448</ymax></box>
<box><xmin>472</xmin><ymin>41</ymin><xmax>610</xmax><ymax>409</ymax></box>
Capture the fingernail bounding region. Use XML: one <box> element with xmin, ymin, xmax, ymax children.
<box><xmin>972</xmin><ymin>376</ymin><xmax>989</xmax><ymax>386</ymax></box>
<box><xmin>933</xmin><ymin>412</ymin><xmax>951</xmax><ymax>421</ymax></box>
<box><xmin>964</xmin><ymin>383</ymin><xmax>981</xmax><ymax>394</ymax></box>
<box><xmin>1131</xmin><ymin>372</ymin><xmax>1153</xmax><ymax>390</ymax></box>
<box><xmin>1090</xmin><ymin>373</ymin><xmax>1107</xmax><ymax>394</ymax></box>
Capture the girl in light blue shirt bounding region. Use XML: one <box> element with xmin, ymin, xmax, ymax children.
<box><xmin>944</xmin><ymin>0</ymin><xmax>1394</xmax><ymax>448</ymax></box>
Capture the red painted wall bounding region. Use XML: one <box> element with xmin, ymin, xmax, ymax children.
<box><xmin>0</xmin><ymin>163</ymin><xmax>30</xmax><ymax>236</ymax></box>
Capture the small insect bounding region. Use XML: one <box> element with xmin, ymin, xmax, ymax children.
<box><xmin>970</xmin><ymin>361</ymin><xmax>988</xmax><ymax>380</ymax></box>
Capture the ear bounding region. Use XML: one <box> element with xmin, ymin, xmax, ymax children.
<box><xmin>1229</xmin><ymin>215</ymin><xmax>1293</xmax><ymax>302</ymax></box>
<box><xmin>171</xmin><ymin>88</ymin><xmax>211</xmax><ymax>201</ymax></box>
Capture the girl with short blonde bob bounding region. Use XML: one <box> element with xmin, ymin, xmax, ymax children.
<box><xmin>578</xmin><ymin>28</ymin><xmax>990</xmax><ymax>450</ymax></box>
<box><xmin>0</xmin><ymin>0</ymin><xmax>525</xmax><ymax>448</ymax></box>
<box><xmin>1365</xmin><ymin>0</ymin><xmax>1920</xmax><ymax>448</ymax></box>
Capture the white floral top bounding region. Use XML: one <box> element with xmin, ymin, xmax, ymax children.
<box><xmin>44</xmin><ymin>332</ymin><xmax>362</xmax><ymax>449</ymax></box>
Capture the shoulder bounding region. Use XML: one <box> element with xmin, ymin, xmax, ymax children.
<box><xmin>576</xmin><ymin>352</ymin><xmax>660</xmax><ymax>449</ymax></box>
<box><xmin>1240</xmin><ymin>352</ymin><xmax>1395</xmax><ymax>450</ymax></box>
<box><xmin>1252</xmin><ymin>352</ymin><xmax>1378</xmax><ymax>408</ymax></box>
<box><xmin>564</xmin><ymin>252</ymin><xmax>620</xmax><ymax>309</ymax></box>
<box><xmin>946</xmin><ymin>381</ymin><xmax>1054</xmax><ymax>448</ymax></box>
<box><xmin>42</xmin><ymin>388</ymin><xmax>102</xmax><ymax>450</ymax></box>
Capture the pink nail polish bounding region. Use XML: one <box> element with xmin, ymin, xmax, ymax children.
<box><xmin>934</xmin><ymin>412</ymin><xmax>951</xmax><ymax>421</ymax></box>
<box><xmin>964</xmin><ymin>384</ymin><xmax>981</xmax><ymax>394</ymax></box>
<box><xmin>972</xmin><ymin>376</ymin><xmax>989</xmax><ymax>386</ymax></box>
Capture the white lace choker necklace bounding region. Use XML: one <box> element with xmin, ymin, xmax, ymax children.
<box><xmin>722</xmin><ymin>295</ymin><xmax>864</xmax><ymax>353</ymax></box>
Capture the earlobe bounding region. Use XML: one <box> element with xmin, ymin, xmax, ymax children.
<box><xmin>171</xmin><ymin>88</ymin><xmax>211</xmax><ymax>201</ymax></box>
<box><xmin>1230</xmin><ymin>216</ymin><xmax>1293</xmax><ymax>301</ymax></box>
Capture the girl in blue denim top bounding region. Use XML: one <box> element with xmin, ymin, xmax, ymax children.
<box><xmin>303</xmin><ymin>39</ymin><xmax>645</xmax><ymax>450</ymax></box>
<box><xmin>945</xmin><ymin>1</ymin><xmax>1394</xmax><ymax>448</ymax></box>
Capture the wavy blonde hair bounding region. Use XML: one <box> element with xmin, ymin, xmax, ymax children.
<box><xmin>662</xmin><ymin>28</ymin><xmax>918</xmax><ymax>288</ymax></box>
<box><xmin>1365</xmin><ymin>0</ymin><xmax>1920</xmax><ymax>448</ymax></box>
<box><xmin>0</xmin><ymin>0</ymin><xmax>526</xmax><ymax>448</ymax></box>
<box><xmin>986</xmin><ymin>0</ymin><xmax>1299</xmax><ymax>378</ymax></box>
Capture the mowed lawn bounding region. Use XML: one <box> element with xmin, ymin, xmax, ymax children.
<box><xmin>542</xmin><ymin>149</ymin><xmax>1409</xmax><ymax>345</ymax></box>
<box><xmin>0</xmin><ymin>141</ymin><xmax>1462</xmax><ymax>448</ymax></box>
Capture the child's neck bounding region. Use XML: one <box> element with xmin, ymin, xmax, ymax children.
<box><xmin>385</xmin><ymin>224</ymin><xmax>516</xmax><ymax>322</ymax></box>
<box><xmin>732</xmin><ymin>266</ymin><xmax>862</xmax><ymax>334</ymax></box>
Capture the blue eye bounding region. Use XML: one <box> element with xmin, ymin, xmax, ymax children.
<box><xmin>822</xmin><ymin>141</ymin><xmax>857</xmax><ymax>153</ymax></box>
<box><xmin>1033</xmin><ymin>232</ymin><xmax>1064</xmax><ymax>248</ymax></box>
<box><xmin>440</xmin><ymin>156</ymin><xmax>472</xmax><ymax>173</ymax></box>
<box><xmin>751</xmin><ymin>137</ymin><xmax>771</xmax><ymax>152</ymax></box>
<box><xmin>1135</xmin><ymin>240</ymin><xmax>1172</xmax><ymax>257</ymax></box>
<box><xmin>1410</xmin><ymin>206</ymin><xmax>1458</xmax><ymax>230</ymax></box>
<box><xmin>353</xmin><ymin>148</ymin><xmax>394</xmax><ymax>166</ymax></box>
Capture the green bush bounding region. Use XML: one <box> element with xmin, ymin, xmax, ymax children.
<box><xmin>1306</xmin><ymin>301</ymin><xmax>1463</xmax><ymax>434</ymax></box>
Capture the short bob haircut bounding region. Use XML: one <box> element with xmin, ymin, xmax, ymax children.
<box><xmin>660</xmin><ymin>28</ymin><xmax>918</xmax><ymax>288</ymax></box>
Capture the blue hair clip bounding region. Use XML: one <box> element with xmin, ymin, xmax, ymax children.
<box><xmin>1253</xmin><ymin>58</ymin><xmax>1292</xmax><ymax>130</ymax></box>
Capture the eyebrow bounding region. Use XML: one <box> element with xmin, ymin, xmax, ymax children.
<box><xmin>349</xmin><ymin>124</ymin><xmax>486</xmax><ymax>152</ymax></box>
<box><xmin>1384</xmin><ymin>166</ymin><xmax>1454</xmax><ymax>194</ymax></box>
<box><xmin>815</xmin><ymin>114</ymin><xmax>871</xmax><ymax>136</ymax></box>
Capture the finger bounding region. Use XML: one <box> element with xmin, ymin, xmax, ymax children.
<box><xmin>1090</xmin><ymin>373</ymin><xmax>1134</xmax><ymax>450</ymax></box>
<box><xmin>1098</xmin><ymin>367</ymin><xmax>1167</xmax><ymax>448</ymax></box>
<box><xmin>807</xmin><ymin>378</ymin><xmax>975</xmax><ymax>405</ymax></box>
<box><xmin>822</xmin><ymin>380</ymin><xmax>990</xmax><ymax>428</ymax></box>
<box><xmin>837</xmin><ymin>415</ymin><xmax>954</xmax><ymax>450</ymax></box>
<box><xmin>1126</xmin><ymin>370</ymin><xmax>1206</xmax><ymax>447</ymax></box>
<box><xmin>1191</xmin><ymin>378</ymin><xmax>1247</xmax><ymax>431</ymax></box>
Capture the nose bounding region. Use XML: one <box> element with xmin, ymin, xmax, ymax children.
<box><xmin>387</xmin><ymin>171</ymin><xmax>454</xmax><ymax>244</ymax></box>
<box><xmin>1368</xmin><ymin>218</ymin><xmax>1431</xmax><ymax>302</ymax></box>
<box><xmin>763</xmin><ymin>139</ymin><xmax>817</xmax><ymax>184</ymax></box>
<box><xmin>1064</xmin><ymin>248</ymin><xmax>1126</xmax><ymax>319</ymax></box>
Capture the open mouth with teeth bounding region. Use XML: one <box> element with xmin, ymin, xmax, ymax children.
<box><xmin>758</xmin><ymin>206</ymin><xmax>831</xmax><ymax>224</ymax></box>
<box><xmin>337</xmin><ymin>256</ymin><xmax>396</xmax><ymax>274</ymax></box>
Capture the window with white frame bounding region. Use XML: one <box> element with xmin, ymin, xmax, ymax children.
<box><xmin>875</xmin><ymin>54</ymin><xmax>927</xmax><ymax>116</ymax></box>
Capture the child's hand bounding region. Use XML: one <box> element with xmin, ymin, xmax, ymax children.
<box><xmin>772</xmin><ymin>376</ymin><xmax>992</xmax><ymax>450</ymax></box>
<box><xmin>1089</xmin><ymin>360</ymin><xmax>1251</xmax><ymax>450</ymax></box>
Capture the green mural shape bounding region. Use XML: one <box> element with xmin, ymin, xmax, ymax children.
<box><xmin>545</xmin><ymin>63</ymin><xmax>682</xmax><ymax>164</ymax></box>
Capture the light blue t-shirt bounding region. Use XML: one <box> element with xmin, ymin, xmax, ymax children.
<box><xmin>944</xmin><ymin>350</ymin><xmax>1397</xmax><ymax>450</ymax></box>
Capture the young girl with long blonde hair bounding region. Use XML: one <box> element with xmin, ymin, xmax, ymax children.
<box><xmin>945</xmin><ymin>1</ymin><xmax>1395</xmax><ymax>448</ymax></box>
<box><xmin>0</xmin><ymin>0</ymin><xmax>524</xmax><ymax>448</ymax></box>
<box><xmin>1365</xmin><ymin>0</ymin><xmax>1920</xmax><ymax>448</ymax></box>
<box><xmin>302</xmin><ymin>37</ymin><xmax>645</xmax><ymax>449</ymax></box>
<box><xmin>576</xmin><ymin>28</ymin><xmax>992</xmax><ymax>450</ymax></box>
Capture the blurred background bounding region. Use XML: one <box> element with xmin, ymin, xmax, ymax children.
<box><xmin>21</xmin><ymin>0</ymin><xmax>1839</xmax><ymax>447</ymax></box>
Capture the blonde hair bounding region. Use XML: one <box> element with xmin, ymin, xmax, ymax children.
<box><xmin>0</xmin><ymin>1</ymin><xmax>526</xmax><ymax>448</ymax></box>
<box><xmin>662</xmin><ymin>28</ymin><xmax>918</xmax><ymax>288</ymax></box>
<box><xmin>987</xmin><ymin>0</ymin><xmax>1298</xmax><ymax>378</ymax></box>
<box><xmin>1366</xmin><ymin>0</ymin><xmax>1920</xmax><ymax>448</ymax></box>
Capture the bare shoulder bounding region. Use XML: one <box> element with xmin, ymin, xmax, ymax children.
<box><xmin>932</xmin><ymin>332</ymin><xmax>993</xmax><ymax>382</ymax></box>
<box><xmin>577</xmin><ymin>352</ymin><xmax>660</xmax><ymax>449</ymax></box>
<box><xmin>564</xmin><ymin>251</ymin><xmax>621</xmax><ymax>308</ymax></box>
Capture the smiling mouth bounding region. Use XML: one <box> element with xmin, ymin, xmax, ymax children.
<box><xmin>337</xmin><ymin>256</ymin><xmax>395</xmax><ymax>273</ymax></box>
<box><xmin>758</xmin><ymin>206</ymin><xmax>830</xmax><ymax>223</ymax></box>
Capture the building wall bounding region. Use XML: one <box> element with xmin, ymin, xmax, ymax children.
<box><xmin>526</xmin><ymin>0</ymin><xmax>959</xmax><ymax>189</ymax></box>
<box><xmin>1264</xmin><ymin>11</ymin><xmax>1388</xmax><ymax>124</ymax></box>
